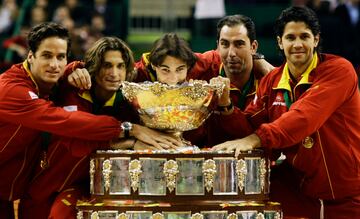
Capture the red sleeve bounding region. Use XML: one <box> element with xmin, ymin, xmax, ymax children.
<box><xmin>59</xmin><ymin>137</ymin><xmax>110</xmax><ymax>157</ymax></box>
<box><xmin>183</xmin><ymin>124</ymin><xmax>208</xmax><ymax>147</ymax></box>
<box><xmin>62</xmin><ymin>61</ymin><xmax>85</xmax><ymax>78</ymax></box>
<box><xmin>188</xmin><ymin>50</ymin><xmax>222</xmax><ymax>81</ymax></box>
<box><xmin>133</xmin><ymin>53</ymin><xmax>155</xmax><ymax>82</ymax></box>
<box><xmin>244</xmin><ymin>78</ymin><xmax>272</xmax><ymax>129</ymax></box>
<box><xmin>134</xmin><ymin>60</ymin><xmax>152</xmax><ymax>82</ymax></box>
<box><xmin>0</xmin><ymin>84</ymin><xmax>121</xmax><ymax>141</ymax></box>
<box><xmin>207</xmin><ymin>108</ymin><xmax>254</xmax><ymax>144</ymax></box>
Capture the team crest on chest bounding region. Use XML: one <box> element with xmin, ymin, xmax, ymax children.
<box><xmin>272</xmin><ymin>94</ymin><xmax>286</xmax><ymax>106</ymax></box>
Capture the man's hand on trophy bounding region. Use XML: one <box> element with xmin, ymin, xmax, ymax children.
<box><xmin>68</xmin><ymin>68</ymin><xmax>92</xmax><ymax>90</ymax></box>
<box><xmin>211</xmin><ymin>134</ymin><xmax>261</xmax><ymax>157</ymax></box>
<box><xmin>131</xmin><ymin>124</ymin><xmax>183</xmax><ymax>150</ymax></box>
<box><xmin>110</xmin><ymin>138</ymin><xmax>137</xmax><ymax>150</ymax></box>
<box><xmin>210</xmin><ymin>76</ymin><xmax>231</xmax><ymax>107</ymax></box>
<box><xmin>133</xmin><ymin>140</ymin><xmax>157</xmax><ymax>150</ymax></box>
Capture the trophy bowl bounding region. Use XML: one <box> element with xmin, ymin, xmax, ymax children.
<box><xmin>122</xmin><ymin>80</ymin><xmax>223</xmax><ymax>132</ymax></box>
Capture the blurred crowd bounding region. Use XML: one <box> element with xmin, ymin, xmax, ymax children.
<box><xmin>0</xmin><ymin>0</ymin><xmax>359</xmax><ymax>72</ymax></box>
<box><xmin>0</xmin><ymin>0</ymin><xmax>119</xmax><ymax>67</ymax></box>
<box><xmin>300</xmin><ymin>0</ymin><xmax>360</xmax><ymax>72</ymax></box>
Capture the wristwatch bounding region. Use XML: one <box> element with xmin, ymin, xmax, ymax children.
<box><xmin>253</xmin><ymin>52</ymin><xmax>265</xmax><ymax>60</ymax></box>
<box><xmin>216</xmin><ymin>101</ymin><xmax>234</xmax><ymax>115</ymax></box>
<box><xmin>121</xmin><ymin>121</ymin><xmax>133</xmax><ymax>139</ymax></box>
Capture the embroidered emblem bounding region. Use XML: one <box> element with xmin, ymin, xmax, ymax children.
<box><xmin>272</xmin><ymin>101</ymin><xmax>286</xmax><ymax>106</ymax></box>
<box><xmin>272</xmin><ymin>95</ymin><xmax>286</xmax><ymax>106</ymax></box>
<box><xmin>275</xmin><ymin>95</ymin><xmax>282</xmax><ymax>101</ymax></box>
<box><xmin>28</xmin><ymin>91</ymin><xmax>38</xmax><ymax>99</ymax></box>
<box><xmin>302</xmin><ymin>136</ymin><xmax>314</xmax><ymax>148</ymax></box>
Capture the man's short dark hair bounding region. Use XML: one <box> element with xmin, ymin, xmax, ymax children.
<box><xmin>216</xmin><ymin>15</ymin><xmax>257</xmax><ymax>43</ymax></box>
<box><xmin>274</xmin><ymin>6</ymin><xmax>321</xmax><ymax>53</ymax></box>
<box><xmin>27</xmin><ymin>22</ymin><xmax>71</xmax><ymax>56</ymax></box>
<box><xmin>149</xmin><ymin>33</ymin><xmax>197</xmax><ymax>69</ymax></box>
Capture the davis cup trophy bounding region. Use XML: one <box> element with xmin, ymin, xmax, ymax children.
<box><xmin>76</xmin><ymin>80</ymin><xmax>282</xmax><ymax>219</ymax></box>
<box><xmin>121</xmin><ymin>80</ymin><xmax>223</xmax><ymax>147</ymax></box>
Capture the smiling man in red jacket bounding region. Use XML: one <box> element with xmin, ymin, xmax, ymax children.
<box><xmin>0</xmin><ymin>22</ymin><xmax>122</xmax><ymax>218</ymax></box>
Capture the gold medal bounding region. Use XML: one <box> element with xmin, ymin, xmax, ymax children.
<box><xmin>302</xmin><ymin>136</ymin><xmax>314</xmax><ymax>148</ymax></box>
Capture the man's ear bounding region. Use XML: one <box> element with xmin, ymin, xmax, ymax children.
<box><xmin>314</xmin><ymin>34</ymin><xmax>320</xmax><ymax>48</ymax></box>
<box><xmin>277</xmin><ymin>36</ymin><xmax>283</xmax><ymax>50</ymax></box>
<box><xmin>27</xmin><ymin>51</ymin><xmax>34</xmax><ymax>64</ymax></box>
<box><xmin>251</xmin><ymin>40</ymin><xmax>259</xmax><ymax>54</ymax></box>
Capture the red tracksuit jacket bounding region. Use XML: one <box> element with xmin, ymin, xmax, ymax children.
<box><xmin>0</xmin><ymin>62</ymin><xmax>121</xmax><ymax>201</ymax></box>
<box><xmin>246</xmin><ymin>53</ymin><xmax>360</xmax><ymax>200</ymax></box>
